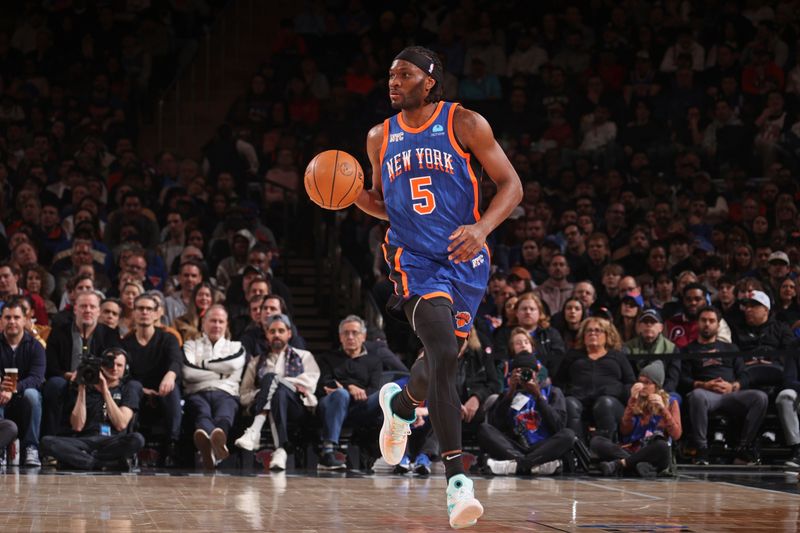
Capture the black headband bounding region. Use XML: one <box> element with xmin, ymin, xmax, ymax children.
<box><xmin>394</xmin><ymin>49</ymin><xmax>442</xmax><ymax>85</ymax></box>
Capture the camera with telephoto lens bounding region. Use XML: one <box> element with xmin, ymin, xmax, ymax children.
<box><xmin>76</xmin><ymin>350</ymin><xmax>118</xmax><ymax>386</ymax></box>
<box><xmin>519</xmin><ymin>368</ymin><xmax>534</xmax><ymax>383</ymax></box>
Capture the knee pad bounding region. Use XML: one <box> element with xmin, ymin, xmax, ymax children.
<box><xmin>406</xmin><ymin>297</ymin><xmax>459</xmax><ymax>368</ymax></box>
<box><xmin>404</xmin><ymin>296</ymin><xmax>454</xmax><ymax>331</ymax></box>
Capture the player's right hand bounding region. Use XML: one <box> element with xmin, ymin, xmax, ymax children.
<box><xmin>447</xmin><ymin>223</ymin><xmax>488</xmax><ymax>264</ymax></box>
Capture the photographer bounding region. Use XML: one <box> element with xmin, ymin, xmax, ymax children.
<box><xmin>0</xmin><ymin>298</ymin><xmax>45</xmax><ymax>466</ymax></box>
<box><xmin>40</xmin><ymin>348</ymin><xmax>144</xmax><ymax>470</ymax></box>
<box><xmin>121</xmin><ymin>294</ymin><xmax>183</xmax><ymax>466</ymax></box>
<box><xmin>478</xmin><ymin>352</ymin><xmax>575</xmax><ymax>476</ymax></box>
<box><xmin>43</xmin><ymin>291</ymin><xmax>120</xmax><ymax>437</ymax></box>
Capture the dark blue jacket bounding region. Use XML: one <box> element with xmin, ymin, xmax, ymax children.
<box><xmin>0</xmin><ymin>332</ymin><xmax>46</xmax><ymax>392</ymax></box>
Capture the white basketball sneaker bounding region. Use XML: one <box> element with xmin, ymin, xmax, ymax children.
<box><xmin>378</xmin><ymin>383</ymin><xmax>413</xmax><ymax>465</ymax></box>
<box><xmin>446</xmin><ymin>474</ymin><xmax>484</xmax><ymax>529</ymax></box>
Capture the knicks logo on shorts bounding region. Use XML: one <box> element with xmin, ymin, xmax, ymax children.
<box><xmin>455</xmin><ymin>311</ymin><xmax>472</xmax><ymax>328</ymax></box>
<box><xmin>471</xmin><ymin>254</ymin><xmax>485</xmax><ymax>269</ymax></box>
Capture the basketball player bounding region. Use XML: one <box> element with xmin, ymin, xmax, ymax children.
<box><xmin>355</xmin><ymin>46</ymin><xmax>522</xmax><ymax>528</ymax></box>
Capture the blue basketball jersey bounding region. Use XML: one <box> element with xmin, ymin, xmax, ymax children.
<box><xmin>380</xmin><ymin>101</ymin><xmax>480</xmax><ymax>260</ymax></box>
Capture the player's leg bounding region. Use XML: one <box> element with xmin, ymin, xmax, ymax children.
<box><xmin>378</xmin><ymin>296</ymin><xmax>429</xmax><ymax>465</ymax></box>
<box><xmin>380</xmin><ymin>296</ymin><xmax>461</xmax><ymax>465</ymax></box>
<box><xmin>409</xmin><ymin>297</ymin><xmax>464</xmax><ymax>478</ymax></box>
<box><xmin>387</xmin><ymin>295</ymin><xmax>482</xmax><ymax>528</ymax></box>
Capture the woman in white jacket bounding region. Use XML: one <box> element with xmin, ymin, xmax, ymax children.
<box><xmin>234</xmin><ymin>314</ymin><xmax>320</xmax><ymax>471</ymax></box>
<box><xmin>182</xmin><ymin>304</ymin><xmax>246</xmax><ymax>470</ymax></box>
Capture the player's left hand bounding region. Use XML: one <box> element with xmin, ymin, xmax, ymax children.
<box><xmin>448</xmin><ymin>223</ymin><xmax>488</xmax><ymax>264</ymax></box>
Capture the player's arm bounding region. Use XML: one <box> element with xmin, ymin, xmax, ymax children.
<box><xmin>355</xmin><ymin>123</ymin><xmax>389</xmax><ymax>221</ymax></box>
<box><xmin>447</xmin><ymin>106</ymin><xmax>523</xmax><ymax>263</ymax></box>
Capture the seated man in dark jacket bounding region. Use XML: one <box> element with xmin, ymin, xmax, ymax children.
<box><xmin>315</xmin><ymin>315</ymin><xmax>383</xmax><ymax>471</ymax></box>
<box><xmin>478</xmin><ymin>352</ymin><xmax>575</xmax><ymax>475</ymax></box>
<box><xmin>682</xmin><ymin>306</ymin><xmax>768</xmax><ymax>465</ymax></box>
<box><xmin>43</xmin><ymin>291</ymin><xmax>120</xmax><ymax>437</ymax></box>
<box><xmin>731</xmin><ymin>290</ymin><xmax>796</xmax><ymax>388</ymax></box>
<box><xmin>0</xmin><ymin>298</ymin><xmax>46</xmax><ymax>466</ymax></box>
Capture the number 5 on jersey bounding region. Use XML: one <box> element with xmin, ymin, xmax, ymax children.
<box><xmin>410</xmin><ymin>176</ymin><xmax>436</xmax><ymax>215</ymax></box>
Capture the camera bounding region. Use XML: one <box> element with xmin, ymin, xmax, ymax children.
<box><xmin>519</xmin><ymin>368</ymin><xmax>534</xmax><ymax>383</ymax></box>
<box><xmin>76</xmin><ymin>351</ymin><xmax>117</xmax><ymax>386</ymax></box>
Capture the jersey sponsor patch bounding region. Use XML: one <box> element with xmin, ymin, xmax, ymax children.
<box><xmin>431</xmin><ymin>124</ymin><xmax>445</xmax><ymax>136</ymax></box>
<box><xmin>455</xmin><ymin>311</ymin><xmax>472</xmax><ymax>328</ymax></box>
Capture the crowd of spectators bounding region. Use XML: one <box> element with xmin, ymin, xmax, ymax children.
<box><xmin>2</xmin><ymin>1</ymin><xmax>800</xmax><ymax>478</ymax></box>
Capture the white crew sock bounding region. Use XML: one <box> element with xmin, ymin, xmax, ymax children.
<box><xmin>250</xmin><ymin>413</ymin><xmax>267</xmax><ymax>433</ymax></box>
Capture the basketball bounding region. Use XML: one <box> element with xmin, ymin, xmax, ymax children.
<box><xmin>304</xmin><ymin>150</ymin><xmax>364</xmax><ymax>210</ymax></box>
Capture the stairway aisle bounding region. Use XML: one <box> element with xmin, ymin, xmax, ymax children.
<box><xmin>283</xmin><ymin>255</ymin><xmax>333</xmax><ymax>355</ymax></box>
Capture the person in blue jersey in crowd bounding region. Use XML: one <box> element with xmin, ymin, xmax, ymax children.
<box><xmin>355</xmin><ymin>45</ymin><xmax>522</xmax><ymax>529</ymax></box>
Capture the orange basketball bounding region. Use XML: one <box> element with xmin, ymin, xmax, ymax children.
<box><xmin>304</xmin><ymin>150</ymin><xmax>364</xmax><ymax>210</ymax></box>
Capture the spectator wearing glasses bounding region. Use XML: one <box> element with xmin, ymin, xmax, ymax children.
<box><xmin>122</xmin><ymin>294</ymin><xmax>183</xmax><ymax>466</ymax></box>
<box><xmin>558</xmin><ymin>317</ymin><xmax>636</xmax><ymax>440</ymax></box>
<box><xmin>315</xmin><ymin>315</ymin><xmax>384</xmax><ymax>470</ymax></box>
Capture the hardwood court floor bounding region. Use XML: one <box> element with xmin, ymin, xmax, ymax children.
<box><xmin>1</xmin><ymin>469</ymin><xmax>798</xmax><ymax>532</ymax></box>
